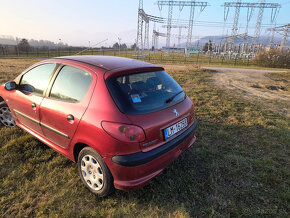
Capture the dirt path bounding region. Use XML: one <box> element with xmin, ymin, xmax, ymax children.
<box><xmin>203</xmin><ymin>66</ymin><xmax>290</xmax><ymax>115</ymax></box>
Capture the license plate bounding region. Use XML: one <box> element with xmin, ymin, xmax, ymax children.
<box><xmin>163</xmin><ymin>118</ymin><xmax>188</xmax><ymax>140</ymax></box>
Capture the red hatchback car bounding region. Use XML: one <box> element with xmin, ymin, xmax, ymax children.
<box><xmin>0</xmin><ymin>56</ymin><xmax>197</xmax><ymax>196</ymax></box>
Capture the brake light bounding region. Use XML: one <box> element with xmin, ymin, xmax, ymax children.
<box><xmin>101</xmin><ymin>121</ymin><xmax>146</xmax><ymax>142</ymax></box>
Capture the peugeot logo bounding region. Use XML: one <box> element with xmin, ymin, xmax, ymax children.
<box><xmin>173</xmin><ymin>109</ymin><xmax>179</xmax><ymax>116</ymax></box>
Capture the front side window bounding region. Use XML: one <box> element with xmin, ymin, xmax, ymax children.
<box><xmin>20</xmin><ymin>63</ymin><xmax>56</xmax><ymax>95</ymax></box>
<box><xmin>50</xmin><ymin>65</ymin><xmax>93</xmax><ymax>102</ymax></box>
<box><xmin>106</xmin><ymin>71</ymin><xmax>185</xmax><ymax>115</ymax></box>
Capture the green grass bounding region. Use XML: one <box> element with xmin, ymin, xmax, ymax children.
<box><xmin>0</xmin><ymin>60</ymin><xmax>289</xmax><ymax>217</ymax></box>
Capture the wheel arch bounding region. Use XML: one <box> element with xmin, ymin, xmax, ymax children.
<box><xmin>73</xmin><ymin>143</ymin><xmax>88</xmax><ymax>163</ymax></box>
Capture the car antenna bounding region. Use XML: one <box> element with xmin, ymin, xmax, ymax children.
<box><xmin>74</xmin><ymin>38</ymin><xmax>108</xmax><ymax>55</ymax></box>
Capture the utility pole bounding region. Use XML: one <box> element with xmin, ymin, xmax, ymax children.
<box><xmin>152</xmin><ymin>22</ymin><xmax>156</xmax><ymax>50</ymax></box>
<box><xmin>187</xmin><ymin>4</ymin><xmax>195</xmax><ymax>48</ymax></box>
<box><xmin>268</xmin><ymin>24</ymin><xmax>276</xmax><ymax>48</ymax></box>
<box><xmin>242</xmin><ymin>6</ymin><xmax>254</xmax><ymax>53</ymax></box>
<box><xmin>136</xmin><ymin>0</ymin><xmax>144</xmax><ymax>56</ymax></box>
<box><xmin>178</xmin><ymin>27</ymin><xmax>182</xmax><ymax>47</ymax></box>
<box><xmin>156</xmin><ymin>1</ymin><xmax>209</xmax><ymax>49</ymax></box>
<box><xmin>267</xmin><ymin>23</ymin><xmax>290</xmax><ymax>50</ymax></box>
<box><xmin>135</xmin><ymin>0</ymin><xmax>149</xmax><ymax>56</ymax></box>
<box><xmin>231</xmin><ymin>0</ymin><xmax>241</xmax><ymax>52</ymax></box>
<box><xmin>223</xmin><ymin>1</ymin><xmax>280</xmax><ymax>53</ymax></box>
<box><xmin>166</xmin><ymin>0</ymin><xmax>173</xmax><ymax>48</ymax></box>
<box><xmin>58</xmin><ymin>38</ymin><xmax>61</xmax><ymax>56</ymax></box>
<box><xmin>16</xmin><ymin>37</ymin><xmax>19</xmax><ymax>56</ymax></box>
<box><xmin>253</xmin><ymin>0</ymin><xmax>266</xmax><ymax>46</ymax></box>
<box><xmin>118</xmin><ymin>37</ymin><xmax>121</xmax><ymax>55</ymax></box>
<box><xmin>281</xmin><ymin>24</ymin><xmax>290</xmax><ymax>49</ymax></box>
<box><xmin>144</xmin><ymin>21</ymin><xmax>149</xmax><ymax>50</ymax></box>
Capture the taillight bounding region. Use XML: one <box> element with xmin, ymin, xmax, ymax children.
<box><xmin>101</xmin><ymin>121</ymin><xmax>146</xmax><ymax>143</ymax></box>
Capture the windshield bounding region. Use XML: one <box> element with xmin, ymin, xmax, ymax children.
<box><xmin>106</xmin><ymin>71</ymin><xmax>185</xmax><ymax>115</ymax></box>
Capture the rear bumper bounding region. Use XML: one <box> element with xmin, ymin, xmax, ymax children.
<box><xmin>104</xmin><ymin>119</ymin><xmax>197</xmax><ymax>190</ymax></box>
<box><xmin>113</xmin><ymin>120</ymin><xmax>197</xmax><ymax>166</ymax></box>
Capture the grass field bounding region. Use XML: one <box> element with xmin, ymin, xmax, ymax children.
<box><xmin>0</xmin><ymin>59</ymin><xmax>289</xmax><ymax>217</ymax></box>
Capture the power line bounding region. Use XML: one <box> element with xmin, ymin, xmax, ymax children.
<box><xmin>156</xmin><ymin>0</ymin><xmax>209</xmax><ymax>48</ymax></box>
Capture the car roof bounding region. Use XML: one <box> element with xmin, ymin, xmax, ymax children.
<box><xmin>54</xmin><ymin>55</ymin><xmax>159</xmax><ymax>71</ymax></box>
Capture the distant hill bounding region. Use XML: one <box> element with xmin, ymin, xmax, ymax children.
<box><xmin>0</xmin><ymin>35</ymin><xmax>68</xmax><ymax>48</ymax></box>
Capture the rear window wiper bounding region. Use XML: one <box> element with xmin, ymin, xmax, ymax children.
<box><xmin>165</xmin><ymin>91</ymin><xmax>184</xmax><ymax>103</ymax></box>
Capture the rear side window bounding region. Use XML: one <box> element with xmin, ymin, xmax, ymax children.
<box><xmin>106</xmin><ymin>71</ymin><xmax>185</xmax><ymax>115</ymax></box>
<box><xmin>50</xmin><ymin>65</ymin><xmax>93</xmax><ymax>102</ymax></box>
<box><xmin>20</xmin><ymin>63</ymin><xmax>56</xmax><ymax>95</ymax></box>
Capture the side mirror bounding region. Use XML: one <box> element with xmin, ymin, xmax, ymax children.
<box><xmin>4</xmin><ymin>81</ymin><xmax>17</xmax><ymax>91</ymax></box>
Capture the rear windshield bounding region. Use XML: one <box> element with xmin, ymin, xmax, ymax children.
<box><xmin>106</xmin><ymin>71</ymin><xmax>185</xmax><ymax>115</ymax></box>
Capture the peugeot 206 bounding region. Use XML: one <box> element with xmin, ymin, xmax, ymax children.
<box><xmin>0</xmin><ymin>56</ymin><xmax>197</xmax><ymax>196</ymax></box>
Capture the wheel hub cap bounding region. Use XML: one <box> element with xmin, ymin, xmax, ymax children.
<box><xmin>0</xmin><ymin>106</ymin><xmax>16</xmax><ymax>127</ymax></box>
<box><xmin>81</xmin><ymin>155</ymin><xmax>104</xmax><ymax>191</ymax></box>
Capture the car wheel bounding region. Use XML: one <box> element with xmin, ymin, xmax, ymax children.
<box><xmin>0</xmin><ymin>102</ymin><xmax>16</xmax><ymax>127</ymax></box>
<box><xmin>77</xmin><ymin>147</ymin><xmax>114</xmax><ymax>197</ymax></box>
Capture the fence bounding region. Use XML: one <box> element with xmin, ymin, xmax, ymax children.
<box><xmin>0</xmin><ymin>45</ymin><xmax>288</xmax><ymax>68</ymax></box>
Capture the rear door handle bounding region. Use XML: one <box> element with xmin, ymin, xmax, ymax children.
<box><xmin>67</xmin><ymin>114</ymin><xmax>74</xmax><ymax>122</ymax></box>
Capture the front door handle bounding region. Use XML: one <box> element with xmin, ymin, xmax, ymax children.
<box><xmin>67</xmin><ymin>114</ymin><xmax>74</xmax><ymax>122</ymax></box>
<box><xmin>32</xmin><ymin>103</ymin><xmax>36</xmax><ymax>109</ymax></box>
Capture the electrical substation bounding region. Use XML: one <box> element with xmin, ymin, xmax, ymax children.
<box><xmin>135</xmin><ymin>0</ymin><xmax>288</xmax><ymax>60</ymax></box>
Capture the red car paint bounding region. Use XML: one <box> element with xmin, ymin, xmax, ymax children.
<box><xmin>0</xmin><ymin>56</ymin><xmax>197</xmax><ymax>190</ymax></box>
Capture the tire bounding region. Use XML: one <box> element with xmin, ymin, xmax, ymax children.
<box><xmin>77</xmin><ymin>147</ymin><xmax>114</xmax><ymax>197</ymax></box>
<box><xmin>0</xmin><ymin>102</ymin><xmax>16</xmax><ymax>127</ymax></box>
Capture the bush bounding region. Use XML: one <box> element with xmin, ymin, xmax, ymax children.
<box><xmin>253</xmin><ymin>49</ymin><xmax>290</xmax><ymax>69</ymax></box>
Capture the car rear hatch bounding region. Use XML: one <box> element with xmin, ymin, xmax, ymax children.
<box><xmin>126</xmin><ymin>97</ymin><xmax>195</xmax><ymax>152</ymax></box>
<box><xmin>105</xmin><ymin>69</ymin><xmax>195</xmax><ymax>152</ymax></box>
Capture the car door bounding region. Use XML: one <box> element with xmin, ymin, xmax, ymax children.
<box><xmin>39</xmin><ymin>64</ymin><xmax>96</xmax><ymax>149</ymax></box>
<box><xmin>8</xmin><ymin>63</ymin><xmax>57</xmax><ymax>135</ymax></box>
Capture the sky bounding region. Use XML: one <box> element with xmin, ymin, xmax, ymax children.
<box><xmin>0</xmin><ymin>0</ymin><xmax>289</xmax><ymax>47</ymax></box>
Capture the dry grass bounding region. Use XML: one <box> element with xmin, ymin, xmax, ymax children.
<box><xmin>0</xmin><ymin>58</ymin><xmax>43</xmax><ymax>84</ymax></box>
<box><xmin>253</xmin><ymin>49</ymin><xmax>290</xmax><ymax>69</ymax></box>
<box><xmin>0</xmin><ymin>59</ymin><xmax>289</xmax><ymax>217</ymax></box>
<box><xmin>265</xmin><ymin>71</ymin><xmax>290</xmax><ymax>84</ymax></box>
